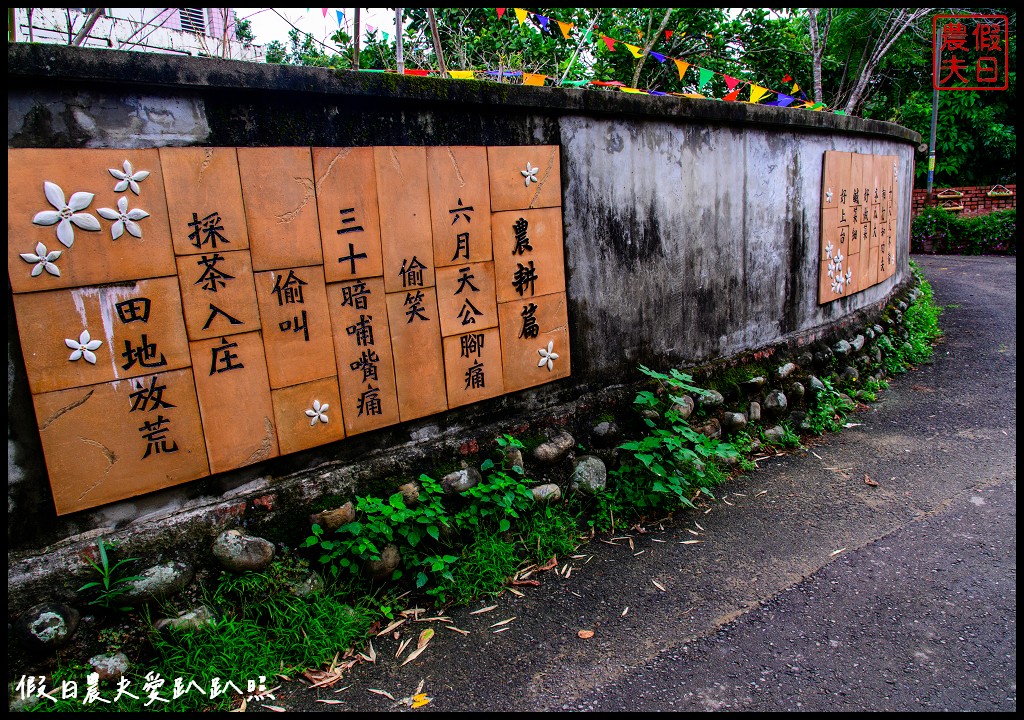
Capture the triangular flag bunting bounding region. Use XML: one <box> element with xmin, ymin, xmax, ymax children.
<box><xmin>382</xmin><ymin>31</ymin><xmax>388</xmax><ymax>41</ymax></box>
<box><xmin>601</xmin><ymin>36</ymin><xmax>616</xmax><ymax>51</ymax></box>
<box><xmin>697</xmin><ymin>67</ymin><xmax>714</xmax><ymax>90</ymax></box>
<box><xmin>523</xmin><ymin>72</ymin><xmax>547</xmax><ymax>86</ymax></box>
<box><xmin>496</xmin><ymin>8</ymin><xmax>506</xmax><ymax>19</ymax></box>
<box><xmin>404</xmin><ymin>69</ymin><xmax>429</xmax><ymax>76</ymax></box>
<box><xmin>723</xmin><ymin>88</ymin><xmax>741</xmax><ymax>102</ymax></box>
<box><xmin>535</xmin><ymin>14</ymin><xmax>549</xmax><ymax>32</ymax></box>
<box><xmin>749</xmin><ymin>85</ymin><xmax>769</xmax><ymax>103</ymax></box>
<box><xmin>449</xmin><ymin>70</ymin><xmax>475</xmax><ymax>80</ymax></box>
<box><xmin>514</xmin><ymin>8</ymin><xmax>528</xmax><ymax>25</ymax></box>
<box><xmin>650</xmin><ymin>51</ymin><xmax>666</xmax><ymax>63</ymax></box>
<box><xmin>791</xmin><ymin>82</ymin><xmax>800</xmax><ymax>95</ymax></box>
<box><xmin>620</xmin><ymin>87</ymin><xmax>645</xmax><ymax>94</ymax></box>
<box><xmin>782</xmin><ymin>74</ymin><xmax>792</xmax><ymax>83</ymax></box>
<box><xmin>834</xmin><ymin>110</ymin><xmax>847</xmax><ymax>115</ymax></box>
<box><xmin>647</xmin><ymin>90</ymin><xmax>667</xmax><ymax>96</ymax></box>
<box><xmin>776</xmin><ymin>93</ymin><xmax>795</xmax><ymax>107</ymax></box>
<box><xmin>335</xmin><ymin>10</ymin><xmax>344</xmax><ymax>26</ymax></box>
<box><xmin>683</xmin><ymin>93</ymin><xmax>706</xmax><ymax>99</ymax></box>
<box><xmin>562</xmin><ymin>79</ymin><xmax>589</xmax><ymax>86</ymax></box>
<box><xmin>590</xmin><ymin>80</ymin><xmax>625</xmax><ymax>87</ymax></box>
<box><xmin>624</xmin><ymin>42</ymin><xmax>644</xmax><ymax>59</ymax></box>
<box><xmin>321</xmin><ymin>8</ymin><xmax>328</xmax><ymax>18</ymax></box>
<box><xmin>557</xmin><ymin>20</ymin><xmax>573</xmax><ymax>39</ymax></box>
<box><xmin>673</xmin><ymin>59</ymin><xmax>690</xmax><ymax>79</ymax></box>
<box><xmin>665</xmin><ymin>30</ymin><xmax>673</xmax><ymax>39</ymax></box>
<box><xmin>723</xmin><ymin>74</ymin><xmax>739</xmax><ymax>90</ymax></box>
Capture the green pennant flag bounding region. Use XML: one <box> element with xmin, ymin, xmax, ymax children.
<box><xmin>834</xmin><ymin>110</ymin><xmax>847</xmax><ymax>115</ymax></box>
<box><xmin>562</xmin><ymin>79</ymin><xmax>589</xmax><ymax>86</ymax></box>
<box><xmin>698</xmin><ymin>67</ymin><xmax>714</xmax><ymax>90</ymax></box>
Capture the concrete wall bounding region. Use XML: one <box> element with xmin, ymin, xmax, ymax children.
<box><xmin>7</xmin><ymin>44</ymin><xmax>919</xmax><ymax>554</ymax></box>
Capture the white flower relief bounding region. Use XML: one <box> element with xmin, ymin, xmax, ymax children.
<box><xmin>845</xmin><ymin>269</ymin><xmax>853</xmax><ymax>287</ymax></box>
<box><xmin>65</xmin><ymin>330</ymin><xmax>103</xmax><ymax>364</ymax></box>
<box><xmin>98</xmin><ymin>196</ymin><xmax>150</xmax><ymax>239</ymax></box>
<box><xmin>537</xmin><ymin>340</ymin><xmax>559</xmax><ymax>371</ymax></box>
<box><xmin>831</xmin><ymin>278</ymin><xmax>843</xmax><ymax>294</ymax></box>
<box><xmin>824</xmin><ymin>241</ymin><xmax>834</xmax><ymax>260</ymax></box>
<box><xmin>32</xmin><ymin>181</ymin><xmax>101</xmax><ymax>248</ymax></box>
<box><xmin>305</xmin><ymin>399</ymin><xmax>329</xmax><ymax>426</ymax></box>
<box><xmin>834</xmin><ymin>250</ymin><xmax>844</xmax><ymax>265</ymax></box>
<box><xmin>108</xmin><ymin>160</ymin><xmax>150</xmax><ymax>195</ymax></box>
<box><xmin>825</xmin><ymin>187</ymin><xmax>834</xmax><ymax>203</ymax></box>
<box><xmin>20</xmin><ymin>242</ymin><xmax>62</xmax><ymax>277</ymax></box>
<box><xmin>521</xmin><ymin>162</ymin><xmax>539</xmax><ymax>187</ymax></box>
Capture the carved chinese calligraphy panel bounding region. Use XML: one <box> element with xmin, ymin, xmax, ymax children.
<box><xmin>819</xmin><ymin>151</ymin><xmax>900</xmax><ymax>303</ymax></box>
<box><xmin>8</xmin><ymin>146</ymin><xmax>570</xmax><ymax>514</ymax></box>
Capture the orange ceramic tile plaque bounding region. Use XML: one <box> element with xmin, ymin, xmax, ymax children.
<box><xmin>8</xmin><ymin>145</ymin><xmax>571</xmax><ymax>514</ymax></box>
<box><xmin>238</xmin><ymin>147</ymin><xmax>323</xmax><ymax>271</ymax></box>
<box><xmin>254</xmin><ymin>265</ymin><xmax>337</xmax><ymax>389</ymax></box>
<box><xmin>487</xmin><ymin>145</ymin><xmax>561</xmax><ymax>212</ymax></box>
<box><xmin>8</xmin><ymin>148</ymin><xmax>176</xmax><ymax>294</ymax></box>
<box><xmin>271</xmin><ymin>376</ymin><xmax>346</xmax><ymax>455</ymax></box>
<box><xmin>160</xmin><ymin>147</ymin><xmax>250</xmax><ymax>256</ymax></box>
<box><xmin>820</xmin><ymin>151</ymin><xmax>900</xmax><ymax>303</ymax></box>
<box><xmin>427</xmin><ymin>146</ymin><xmax>493</xmax><ymax>267</ymax></box>
<box><xmin>443</xmin><ymin>327</ymin><xmax>504</xmax><ymax>408</ymax></box>
<box><xmin>189</xmin><ymin>330</ymin><xmax>279</xmax><ymax>473</ymax></box>
<box><xmin>175</xmin><ymin>249</ymin><xmax>261</xmax><ymax>341</ymax></box>
<box><xmin>498</xmin><ymin>291</ymin><xmax>571</xmax><ymax>393</ymax></box>
<box><xmin>375</xmin><ymin>147</ymin><xmax>435</xmax><ymax>294</ymax></box>
<box><xmin>32</xmin><ymin>367</ymin><xmax>209</xmax><ymax>515</ymax></box>
<box><xmin>12</xmin><ymin>277</ymin><xmax>191</xmax><ymax>394</ymax></box>
<box><xmin>313</xmin><ymin>147</ymin><xmax>384</xmax><ymax>283</ymax></box>
<box><xmin>435</xmin><ymin>262</ymin><xmax>498</xmax><ymax>337</ymax></box>
<box><xmin>386</xmin><ymin>288</ymin><xmax>448</xmax><ymax>422</ymax></box>
<box><xmin>325</xmin><ymin>277</ymin><xmax>401</xmax><ymax>435</ymax></box>
<box><xmin>492</xmin><ymin>208</ymin><xmax>567</xmax><ymax>304</ymax></box>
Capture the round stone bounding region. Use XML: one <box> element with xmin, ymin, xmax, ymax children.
<box><xmin>532</xmin><ymin>431</ymin><xmax>575</xmax><ymax>465</ymax></box>
<box><xmin>212</xmin><ymin>530</ymin><xmax>276</xmax><ymax>573</ymax></box>
<box><xmin>120</xmin><ymin>561</ymin><xmax>194</xmax><ymax>605</ymax></box>
<box><xmin>364</xmin><ymin>544</ymin><xmax>401</xmax><ymax>581</ymax></box>
<box><xmin>531</xmin><ymin>483</ymin><xmax>562</xmax><ymax>504</ymax></box>
<box><xmin>442</xmin><ymin>467</ymin><xmax>482</xmax><ymax>495</ymax></box>
<box><xmin>570</xmin><ymin>456</ymin><xmax>607</xmax><ymax>495</ymax></box>
<box><xmin>16</xmin><ymin>603</ymin><xmax>80</xmax><ymax>652</ymax></box>
<box><xmin>310</xmin><ymin>502</ymin><xmax>355</xmax><ymax>531</ymax></box>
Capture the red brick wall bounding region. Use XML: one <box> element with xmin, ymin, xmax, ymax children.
<box><xmin>912</xmin><ymin>184</ymin><xmax>1016</xmax><ymax>217</ymax></box>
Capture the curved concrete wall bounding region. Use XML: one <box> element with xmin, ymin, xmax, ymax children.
<box><xmin>7</xmin><ymin>44</ymin><xmax>919</xmax><ymax>545</ymax></box>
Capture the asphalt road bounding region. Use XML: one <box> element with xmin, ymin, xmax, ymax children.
<box><xmin>272</xmin><ymin>255</ymin><xmax>1016</xmax><ymax>713</ymax></box>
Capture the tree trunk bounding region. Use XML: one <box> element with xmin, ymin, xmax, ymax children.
<box><xmin>428</xmin><ymin>8</ymin><xmax>447</xmax><ymax>75</ymax></box>
<box><xmin>630</xmin><ymin>9</ymin><xmax>673</xmax><ymax>89</ymax></box>
<box><xmin>353</xmin><ymin>7</ymin><xmax>361</xmax><ymax>70</ymax></box>
<box><xmin>71</xmin><ymin>8</ymin><xmax>102</xmax><ymax>47</ymax></box>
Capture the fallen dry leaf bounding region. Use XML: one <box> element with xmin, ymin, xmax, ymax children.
<box><xmin>444</xmin><ymin>626</ymin><xmax>470</xmax><ymax>635</ymax></box>
<box><xmin>395</xmin><ymin>637</ymin><xmax>412</xmax><ymax>658</ymax></box>
<box><xmin>687</xmin><ymin>529</ymin><xmax>700</xmax><ymax>536</ymax></box>
<box><xmin>578</xmin><ymin>629</ymin><xmax>595</xmax><ymax>639</ymax></box>
<box><xmin>417</xmin><ymin>628</ymin><xmax>434</xmax><ymax>649</ymax></box>
<box><xmin>864</xmin><ymin>474</ymin><xmax>879</xmax><ymax>487</ymax></box>
<box><xmin>470</xmin><ymin>605</ymin><xmax>498</xmax><ymax>615</ymax></box>
<box><xmin>490</xmin><ymin>617</ymin><xmax>517</xmax><ymax>628</ymax></box>
<box><xmin>507</xmin><ymin>587</ymin><xmax>525</xmax><ymax>597</ymax></box>
<box><xmin>680</xmin><ymin>540</ymin><xmax>702</xmax><ymax>545</ymax></box>
<box><xmin>369</xmin><ymin>688</ymin><xmax>395</xmax><ymax>700</ymax></box>
<box><xmin>264</xmin><ymin>705</ymin><xmax>287</xmax><ymax>713</ymax></box>
<box><xmin>538</xmin><ymin>556</ymin><xmax>558</xmax><ymax>571</ymax></box>
<box><xmin>652</xmin><ymin>579</ymin><xmax>666</xmax><ymax>592</ymax></box>
<box><xmin>493</xmin><ymin>627</ymin><xmax>510</xmax><ymax>634</ymax></box>
<box><xmin>511</xmin><ymin>579</ymin><xmax>540</xmax><ymax>587</ymax></box>
<box><xmin>628</xmin><ymin>538</ymin><xmax>635</xmax><ymax>550</ymax></box>
<box><xmin>401</xmin><ymin>645</ymin><xmax>428</xmax><ymax>666</ymax></box>
<box><xmin>621</xmin><ymin>607</ymin><xmax>629</xmax><ymax>616</ymax></box>
<box><xmin>317</xmin><ymin>699</ymin><xmax>344</xmax><ymax>705</ymax></box>
<box><xmin>230</xmin><ymin>697</ymin><xmax>247</xmax><ymax>712</ymax></box>
<box><xmin>830</xmin><ymin>548</ymin><xmax>846</xmax><ymax>556</ymax></box>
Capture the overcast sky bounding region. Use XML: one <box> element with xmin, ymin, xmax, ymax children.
<box><xmin>235</xmin><ymin>7</ymin><xmax>400</xmax><ymax>53</ymax></box>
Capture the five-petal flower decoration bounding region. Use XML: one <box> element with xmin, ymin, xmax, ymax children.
<box><xmin>824</xmin><ymin>241</ymin><xmax>834</xmax><ymax>260</ymax></box>
<box><xmin>98</xmin><ymin>196</ymin><xmax>150</xmax><ymax>239</ymax></box>
<box><xmin>521</xmin><ymin>162</ymin><xmax>539</xmax><ymax>187</ymax></box>
<box><xmin>32</xmin><ymin>181</ymin><xmax>101</xmax><ymax>248</ymax></box>
<box><xmin>20</xmin><ymin>242</ymin><xmax>62</xmax><ymax>277</ymax></box>
<box><xmin>304</xmin><ymin>399</ymin><xmax>329</xmax><ymax>426</ymax></box>
<box><xmin>65</xmin><ymin>330</ymin><xmax>103</xmax><ymax>364</ymax></box>
<box><xmin>825</xmin><ymin>187</ymin><xmax>833</xmax><ymax>203</ymax></box>
<box><xmin>109</xmin><ymin>160</ymin><xmax>150</xmax><ymax>195</ymax></box>
<box><xmin>537</xmin><ymin>340</ymin><xmax>559</xmax><ymax>371</ymax></box>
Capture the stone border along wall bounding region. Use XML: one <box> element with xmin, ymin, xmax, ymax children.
<box><xmin>7</xmin><ymin>43</ymin><xmax>920</xmax><ymax>618</ymax></box>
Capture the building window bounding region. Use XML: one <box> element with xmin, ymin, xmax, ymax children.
<box><xmin>179</xmin><ymin>8</ymin><xmax>206</xmax><ymax>35</ymax></box>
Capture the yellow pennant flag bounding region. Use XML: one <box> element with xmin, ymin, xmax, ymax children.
<box><xmin>449</xmin><ymin>70</ymin><xmax>475</xmax><ymax>80</ymax></box>
<box><xmin>749</xmin><ymin>85</ymin><xmax>769</xmax><ymax>103</ymax></box>
<box><xmin>523</xmin><ymin>72</ymin><xmax>547</xmax><ymax>86</ymax></box>
<box><xmin>513</xmin><ymin>8</ymin><xmax>528</xmax><ymax>25</ymax></box>
<box><xmin>620</xmin><ymin>87</ymin><xmax>645</xmax><ymax>93</ymax></box>
<box><xmin>623</xmin><ymin>42</ymin><xmax>644</xmax><ymax>59</ymax></box>
<box><xmin>557</xmin><ymin>20</ymin><xmax>573</xmax><ymax>39</ymax></box>
<box><xmin>673</xmin><ymin>59</ymin><xmax>690</xmax><ymax>80</ymax></box>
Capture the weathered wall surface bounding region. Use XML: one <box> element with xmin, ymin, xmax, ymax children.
<box><xmin>7</xmin><ymin>45</ymin><xmax>918</xmax><ymax>568</ymax></box>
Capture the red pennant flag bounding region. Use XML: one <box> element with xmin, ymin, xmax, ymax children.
<box><xmin>723</xmin><ymin>88</ymin><xmax>741</xmax><ymax>102</ymax></box>
<box><xmin>496</xmin><ymin>8</ymin><xmax>506</xmax><ymax>19</ymax></box>
<box><xmin>665</xmin><ymin>30</ymin><xmax>673</xmax><ymax>39</ymax></box>
<box><xmin>782</xmin><ymin>74</ymin><xmax>792</xmax><ymax>83</ymax></box>
<box><xmin>723</xmin><ymin>75</ymin><xmax>739</xmax><ymax>90</ymax></box>
<box><xmin>404</xmin><ymin>68</ymin><xmax>429</xmax><ymax>76</ymax></box>
<box><xmin>601</xmin><ymin>36</ymin><xmax>616</xmax><ymax>51</ymax></box>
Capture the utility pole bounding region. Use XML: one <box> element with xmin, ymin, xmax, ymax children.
<box><xmin>353</xmin><ymin>7</ymin><xmax>360</xmax><ymax>70</ymax></box>
<box><xmin>927</xmin><ymin>26</ymin><xmax>941</xmax><ymax>202</ymax></box>
<box><xmin>395</xmin><ymin>8</ymin><xmax>404</xmax><ymax>74</ymax></box>
<box><xmin>427</xmin><ymin>8</ymin><xmax>447</xmax><ymax>77</ymax></box>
